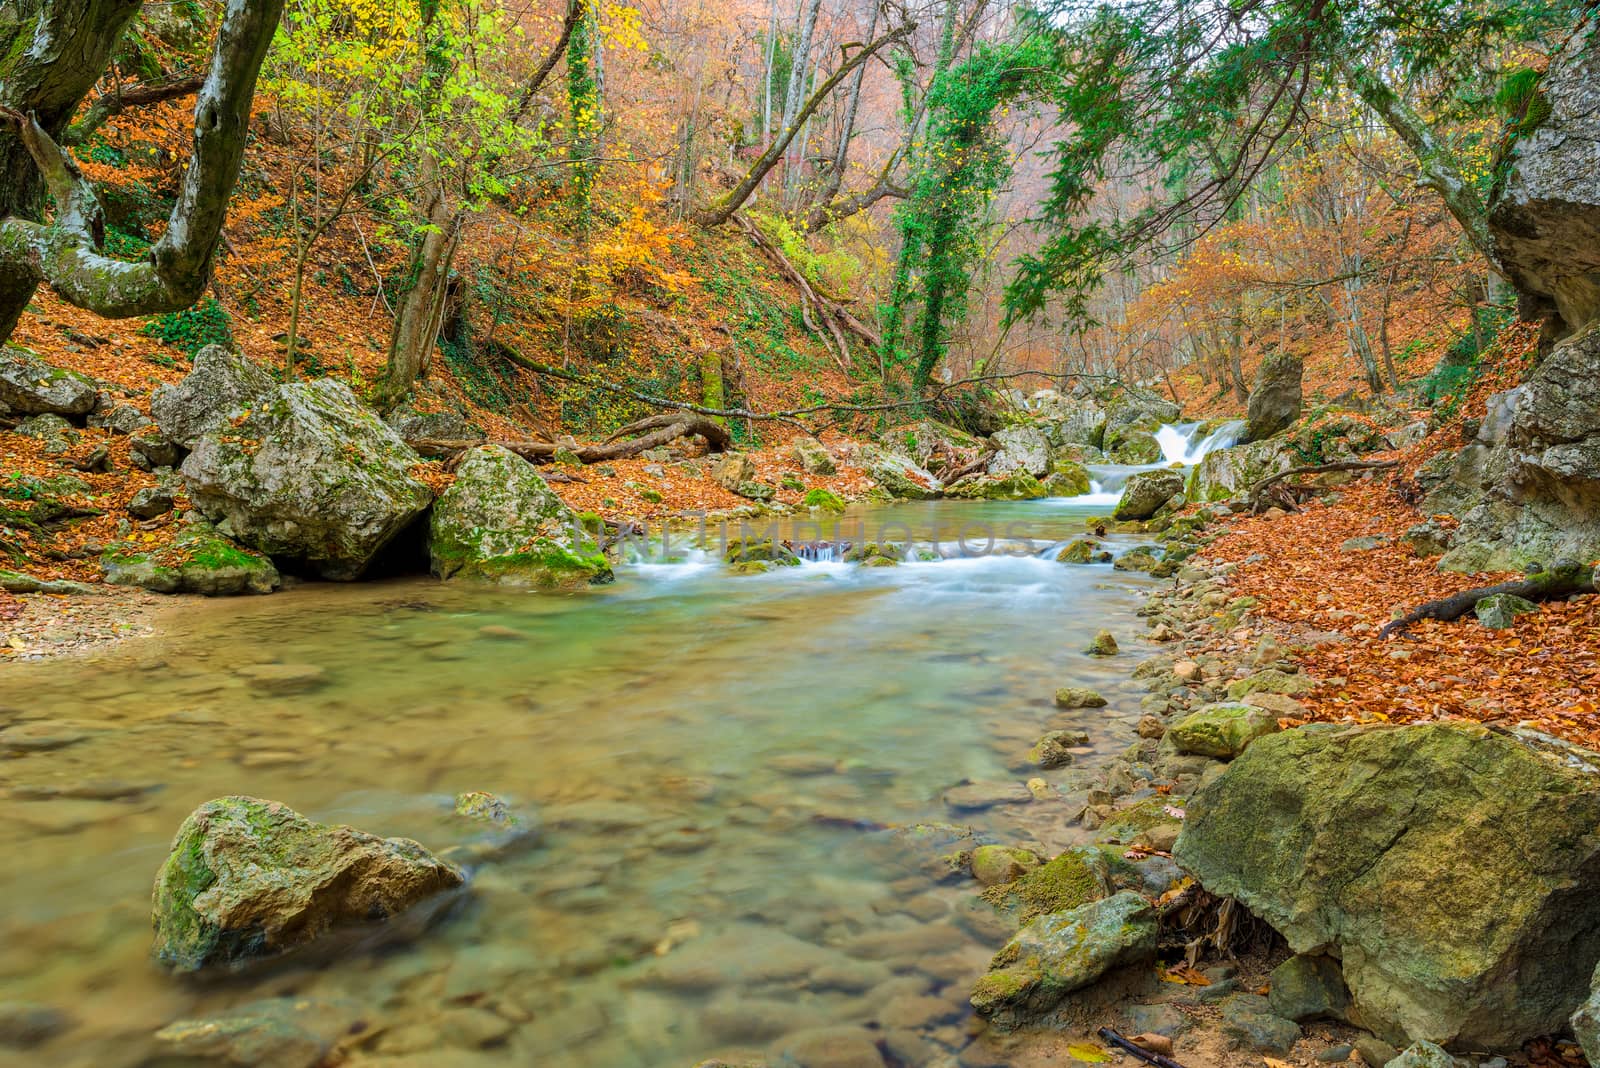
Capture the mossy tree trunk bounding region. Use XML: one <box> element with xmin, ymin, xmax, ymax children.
<box><xmin>0</xmin><ymin>0</ymin><xmax>282</xmax><ymax>347</ymax></box>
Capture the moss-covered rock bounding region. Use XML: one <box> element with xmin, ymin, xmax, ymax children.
<box><xmin>1105</xmin><ymin>426</ymin><xmax>1162</xmax><ymax>464</ymax></box>
<box><xmin>856</xmin><ymin>444</ymin><xmax>942</xmax><ymax>499</ymax></box>
<box><xmin>1043</xmin><ymin>462</ymin><xmax>1092</xmax><ymax>498</ymax></box>
<box><xmin>971</xmin><ymin>890</ymin><xmax>1158</xmax><ymax>1028</ymax></box>
<box><xmin>970</xmin><ymin>845</ymin><xmax>1043</xmax><ymax>887</ymax></box>
<box><xmin>792</xmin><ymin>437</ymin><xmax>837</xmax><ymax>475</ymax></box>
<box><xmin>1114</xmin><ymin>470</ymin><xmax>1185</xmax><ymax>521</ymax></box>
<box><xmin>0</xmin><ymin>345</ymin><xmax>99</xmax><ymax>416</ymax></box>
<box><xmin>1055</xmin><ymin>539</ymin><xmax>1097</xmax><ymax>564</ymax></box>
<box><xmin>878</xmin><ymin>420</ymin><xmax>983</xmax><ymax>474</ymax></box>
<box><xmin>152</xmin><ymin>796</ymin><xmax>463</xmax><ymax>973</ymax></box>
<box><xmin>103</xmin><ymin>520</ymin><xmax>279</xmax><ymax>596</ymax></box>
<box><xmin>1226</xmin><ymin>669</ymin><xmax>1316</xmax><ymax>700</ymax></box>
<box><xmin>980</xmin><ymin>846</ymin><xmax>1113</xmax><ymax>925</ymax></box>
<box><xmin>987</xmin><ymin>425</ymin><xmax>1052</xmax><ymax>477</ymax></box>
<box><xmin>945</xmin><ymin>470</ymin><xmax>1047</xmax><ymax>501</ymax></box>
<box><xmin>1187</xmin><ymin>439</ymin><xmax>1296</xmax><ymax>502</ymax></box>
<box><xmin>842</xmin><ymin>541</ymin><xmax>902</xmax><ymax>565</ymax></box>
<box><xmin>429</xmin><ymin>445</ymin><xmax>611</xmax><ymax>589</ymax></box>
<box><xmin>1169</xmin><ymin>703</ymin><xmax>1279</xmax><ymax>759</ymax></box>
<box><xmin>802</xmin><ymin>488</ymin><xmax>846</xmax><ymax>514</ymax></box>
<box><xmin>1175</xmin><ymin>723</ymin><xmax>1600</xmax><ymax>1051</ymax></box>
<box><xmin>151</xmin><ymin>345</ymin><xmax>275</xmax><ymax>449</ymax></box>
<box><xmin>181</xmin><ymin>379</ymin><xmax>434</xmax><ymax>581</ymax></box>
<box><xmin>1053</xmin><ymin>686</ymin><xmax>1107</xmax><ymax>708</ymax></box>
<box><xmin>1085</xmin><ymin>630</ymin><xmax>1119</xmax><ymax>656</ymax></box>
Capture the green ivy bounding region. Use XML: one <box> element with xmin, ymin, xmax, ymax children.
<box><xmin>140</xmin><ymin>298</ymin><xmax>234</xmax><ymax>356</ymax></box>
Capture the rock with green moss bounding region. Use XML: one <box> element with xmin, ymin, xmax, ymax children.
<box><xmin>152</xmin><ymin>796</ymin><xmax>464</xmax><ymax>973</ymax></box>
<box><xmin>0</xmin><ymin>346</ymin><xmax>99</xmax><ymax>416</ymax></box>
<box><xmin>842</xmin><ymin>541</ymin><xmax>902</xmax><ymax>565</ymax></box>
<box><xmin>1114</xmin><ymin>470</ymin><xmax>1185</xmax><ymax>521</ymax></box>
<box><xmin>971</xmin><ymin>890</ymin><xmax>1158</xmax><ymax>1028</ymax></box>
<box><xmin>1055</xmin><ymin>539</ymin><xmax>1097</xmax><ymax>564</ymax></box>
<box><xmin>980</xmin><ymin>846</ymin><xmax>1113</xmax><ymax>925</ymax></box>
<box><xmin>792</xmin><ymin>437</ymin><xmax>837</xmax><ymax>475</ymax></box>
<box><xmin>151</xmin><ymin>345</ymin><xmax>275</xmax><ymax>449</ymax></box>
<box><xmin>1475</xmin><ymin>593</ymin><xmax>1538</xmax><ymax>629</ymax></box>
<box><xmin>1053</xmin><ymin>686</ymin><xmax>1107</xmax><ymax>708</ymax></box>
<box><xmin>181</xmin><ymin>379</ymin><xmax>433</xmax><ymax>581</ymax></box>
<box><xmin>1027</xmin><ymin>731</ymin><xmax>1082</xmax><ymax>769</ymax></box>
<box><xmin>1175</xmin><ymin>723</ymin><xmax>1600</xmax><ymax>1051</ymax></box>
<box><xmin>1085</xmin><ymin>630</ymin><xmax>1119</xmax><ymax>656</ymax></box>
<box><xmin>1114</xmin><ymin>548</ymin><xmax>1161</xmax><ymax>573</ymax></box>
<box><xmin>724</xmin><ymin>538</ymin><xmax>801</xmax><ymax>567</ymax></box>
<box><xmin>945</xmin><ymin>470</ymin><xmax>1048</xmax><ymax>501</ymax></box>
<box><xmin>1098</xmin><ymin>796</ymin><xmax>1185</xmax><ymax>851</ymax></box>
<box><xmin>856</xmin><ymin>444</ymin><xmax>942</xmax><ymax>499</ymax></box>
<box><xmin>736</xmin><ymin>480</ymin><xmax>776</xmax><ymax>502</ymax></box>
<box><xmin>1573</xmin><ymin>963</ymin><xmax>1600</xmax><ymax>1067</ymax></box>
<box><xmin>550</xmin><ymin>446</ymin><xmax>583</xmax><ymax>467</ymax></box>
<box><xmin>430</xmin><ymin>445</ymin><xmax>611</xmax><ymax>590</ymax></box>
<box><xmin>878</xmin><ymin>420</ymin><xmax>983</xmax><ymax>475</ymax></box>
<box><xmin>1226</xmin><ymin>669</ymin><xmax>1316</xmax><ymax>700</ymax></box>
<box><xmin>802</xmin><ymin>488</ymin><xmax>846</xmax><ymax>514</ymax></box>
<box><xmin>1105</xmin><ymin>427</ymin><xmax>1162</xmax><ymax>464</ymax></box>
<box><xmin>713</xmin><ymin>452</ymin><xmax>756</xmax><ymax>491</ymax></box>
<box><xmin>970</xmin><ymin>845</ymin><xmax>1043</xmax><ymax>888</ymax></box>
<box><xmin>1187</xmin><ymin>439</ymin><xmax>1296</xmax><ymax>503</ymax></box>
<box><xmin>1268</xmin><ymin>954</ymin><xmax>1352</xmax><ymax>1023</ymax></box>
<box><xmin>103</xmin><ymin>520</ymin><xmax>279</xmax><ymax>596</ymax></box>
<box><xmin>1043</xmin><ymin>461</ymin><xmax>1092</xmax><ymax>498</ymax></box>
<box><xmin>1169</xmin><ymin>703</ymin><xmax>1279</xmax><ymax>759</ymax></box>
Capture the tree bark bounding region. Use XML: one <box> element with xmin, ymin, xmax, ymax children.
<box><xmin>0</xmin><ymin>0</ymin><xmax>285</xmax><ymax>346</ymax></box>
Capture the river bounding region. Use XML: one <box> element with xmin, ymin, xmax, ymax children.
<box><xmin>0</xmin><ymin>498</ymin><xmax>1165</xmax><ymax>1068</ymax></box>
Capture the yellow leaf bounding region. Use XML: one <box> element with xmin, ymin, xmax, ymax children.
<box><xmin>1065</xmin><ymin>1043</ymin><xmax>1110</xmax><ymax>1063</ymax></box>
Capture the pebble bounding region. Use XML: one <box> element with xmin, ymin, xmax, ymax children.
<box><xmin>1317</xmin><ymin>1044</ymin><xmax>1355</xmax><ymax>1062</ymax></box>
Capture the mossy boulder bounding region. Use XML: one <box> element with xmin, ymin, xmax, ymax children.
<box><xmin>802</xmin><ymin>488</ymin><xmax>846</xmax><ymax>514</ymax></box>
<box><xmin>842</xmin><ymin>541</ymin><xmax>902</xmax><ymax>565</ymax></box>
<box><xmin>0</xmin><ymin>345</ymin><xmax>99</xmax><ymax>416</ymax></box>
<box><xmin>980</xmin><ymin>846</ymin><xmax>1114</xmax><ymax>925</ymax></box>
<box><xmin>1105</xmin><ymin>426</ymin><xmax>1162</xmax><ymax>464</ymax></box>
<box><xmin>1226</xmin><ymin>669</ymin><xmax>1315</xmax><ymax>701</ymax></box>
<box><xmin>987</xmin><ymin>425</ymin><xmax>1052</xmax><ymax>477</ymax></box>
<box><xmin>181</xmin><ymin>379</ymin><xmax>433</xmax><ymax>580</ymax></box>
<box><xmin>725</xmin><ymin>537</ymin><xmax>801</xmax><ymax>567</ymax></box>
<box><xmin>1055</xmin><ymin>539</ymin><xmax>1097</xmax><ymax>564</ymax></box>
<box><xmin>1043</xmin><ymin>462</ymin><xmax>1092</xmax><ymax>498</ymax></box>
<box><xmin>792</xmin><ymin>437</ymin><xmax>837</xmax><ymax>475</ymax></box>
<box><xmin>103</xmin><ymin>521</ymin><xmax>279</xmax><ymax>596</ymax></box>
<box><xmin>1169</xmin><ymin>703</ymin><xmax>1279</xmax><ymax>759</ymax></box>
<box><xmin>1113</xmin><ymin>548</ymin><xmax>1161</xmax><ymax>573</ymax></box>
<box><xmin>1268</xmin><ymin>953</ymin><xmax>1352</xmax><ymax>1023</ymax></box>
<box><xmin>856</xmin><ymin>444</ymin><xmax>942</xmax><ymax>499</ymax></box>
<box><xmin>151</xmin><ymin>345</ymin><xmax>275</xmax><ymax>450</ymax></box>
<box><xmin>1187</xmin><ymin>439</ymin><xmax>1296</xmax><ymax>502</ymax></box>
<box><xmin>970</xmin><ymin>845</ymin><xmax>1043</xmax><ymax>887</ymax></box>
<box><xmin>1085</xmin><ymin>630</ymin><xmax>1119</xmax><ymax>656</ymax></box>
<box><xmin>152</xmin><ymin>797</ymin><xmax>464</xmax><ymax>973</ymax></box>
<box><xmin>1053</xmin><ymin>686</ymin><xmax>1107</xmax><ymax>708</ymax></box>
<box><xmin>1246</xmin><ymin>351</ymin><xmax>1304</xmax><ymax>442</ymax></box>
<box><xmin>1114</xmin><ymin>470</ymin><xmax>1185</xmax><ymax>521</ymax></box>
<box><xmin>1098</xmin><ymin>796</ymin><xmax>1185</xmax><ymax>851</ymax></box>
<box><xmin>945</xmin><ymin>470</ymin><xmax>1047</xmax><ymax>500</ymax></box>
<box><xmin>430</xmin><ymin>445</ymin><xmax>612</xmax><ymax>589</ymax></box>
<box><xmin>971</xmin><ymin>891</ymin><xmax>1158</xmax><ymax>1028</ymax></box>
<box><xmin>878</xmin><ymin>420</ymin><xmax>982</xmax><ymax>474</ymax></box>
<box><xmin>1174</xmin><ymin>723</ymin><xmax>1600</xmax><ymax>1051</ymax></box>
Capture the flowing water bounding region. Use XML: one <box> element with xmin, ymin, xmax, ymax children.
<box><xmin>1065</xmin><ymin>420</ymin><xmax>1246</xmax><ymax>508</ymax></box>
<box><xmin>0</xmin><ymin>498</ymin><xmax>1175</xmax><ymax>1068</ymax></box>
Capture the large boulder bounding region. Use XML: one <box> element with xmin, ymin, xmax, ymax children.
<box><xmin>1174</xmin><ymin>723</ymin><xmax>1600</xmax><ymax>1051</ymax></box>
<box><xmin>987</xmin><ymin>425</ymin><xmax>1051</xmax><ymax>477</ymax></box>
<box><xmin>1029</xmin><ymin>390</ymin><xmax>1107</xmax><ymax>449</ymax></box>
<box><xmin>970</xmin><ymin>891</ymin><xmax>1158</xmax><ymax>1029</ymax></box>
<box><xmin>152</xmin><ymin>797</ymin><xmax>464</xmax><ymax>973</ymax></box>
<box><xmin>1489</xmin><ymin>25</ymin><xmax>1600</xmax><ymax>338</ymax></box>
<box><xmin>1246</xmin><ymin>352</ymin><xmax>1304</xmax><ymax>442</ymax></box>
<box><xmin>1103</xmin><ymin>384</ymin><xmax>1180</xmax><ymax>432</ymax></box>
<box><xmin>856</xmin><ymin>444</ymin><xmax>942</xmax><ymax>499</ymax></box>
<box><xmin>944</xmin><ymin>470</ymin><xmax>1047</xmax><ymax>501</ymax></box>
<box><xmin>1113</xmin><ymin>469</ymin><xmax>1185</xmax><ymax>521</ymax></box>
<box><xmin>1187</xmin><ymin>439</ymin><xmax>1296</xmax><ymax>503</ymax></box>
<box><xmin>0</xmin><ymin>346</ymin><xmax>98</xmax><ymax>416</ymax></box>
<box><xmin>384</xmin><ymin>404</ymin><xmax>485</xmax><ymax>448</ymax></box>
<box><xmin>1573</xmin><ymin>963</ymin><xmax>1600</xmax><ymax>1066</ymax></box>
<box><xmin>151</xmin><ymin>345</ymin><xmax>276</xmax><ymax>450</ymax></box>
<box><xmin>878</xmin><ymin>420</ymin><xmax>982</xmax><ymax>475</ymax></box>
<box><xmin>103</xmin><ymin>520</ymin><xmax>280</xmax><ymax>596</ymax></box>
<box><xmin>429</xmin><ymin>445</ymin><xmax>611</xmax><ymax>589</ymax></box>
<box><xmin>181</xmin><ymin>379</ymin><xmax>434</xmax><ymax>580</ymax></box>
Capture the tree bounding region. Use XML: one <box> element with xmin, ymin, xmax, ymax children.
<box><xmin>1007</xmin><ymin>0</ymin><xmax>1584</xmax><ymax>328</ymax></box>
<box><xmin>0</xmin><ymin>0</ymin><xmax>285</xmax><ymax>347</ymax></box>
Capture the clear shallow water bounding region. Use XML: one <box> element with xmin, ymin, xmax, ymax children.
<box><xmin>0</xmin><ymin>501</ymin><xmax>1158</xmax><ymax>1068</ymax></box>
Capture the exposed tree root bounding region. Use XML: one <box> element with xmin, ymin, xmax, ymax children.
<box><xmin>1378</xmin><ymin>561</ymin><xmax>1597</xmax><ymax>638</ymax></box>
<box><xmin>1248</xmin><ymin>460</ymin><xmax>1398</xmax><ymax>514</ymax></box>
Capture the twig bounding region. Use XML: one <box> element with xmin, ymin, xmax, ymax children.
<box><xmin>1097</xmin><ymin>1028</ymin><xmax>1188</xmax><ymax>1068</ymax></box>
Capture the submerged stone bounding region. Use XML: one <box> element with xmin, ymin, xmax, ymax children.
<box><xmin>153</xmin><ymin>997</ymin><xmax>361</xmax><ymax>1068</ymax></box>
<box><xmin>1053</xmin><ymin>686</ymin><xmax>1107</xmax><ymax>708</ymax></box>
<box><xmin>152</xmin><ymin>796</ymin><xmax>464</xmax><ymax>973</ymax></box>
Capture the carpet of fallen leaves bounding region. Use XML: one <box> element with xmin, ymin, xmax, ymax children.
<box><xmin>1205</xmin><ymin>477</ymin><xmax>1600</xmax><ymax>748</ymax></box>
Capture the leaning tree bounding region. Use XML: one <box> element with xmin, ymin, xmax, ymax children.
<box><xmin>0</xmin><ymin>0</ymin><xmax>284</xmax><ymax>347</ymax></box>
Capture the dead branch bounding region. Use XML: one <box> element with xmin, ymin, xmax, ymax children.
<box><xmin>1248</xmin><ymin>460</ymin><xmax>1398</xmax><ymax>514</ymax></box>
<box><xmin>731</xmin><ymin>212</ymin><xmax>862</xmax><ymax>369</ymax></box>
<box><xmin>1378</xmin><ymin>561</ymin><xmax>1596</xmax><ymax>639</ymax></box>
<box><xmin>414</xmin><ymin>415</ymin><xmax>730</xmax><ymax>465</ymax></box>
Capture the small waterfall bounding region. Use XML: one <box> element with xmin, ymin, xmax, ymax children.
<box><xmin>1057</xmin><ymin>419</ymin><xmax>1247</xmax><ymax>507</ymax></box>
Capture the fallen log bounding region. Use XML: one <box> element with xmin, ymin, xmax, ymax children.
<box><xmin>1378</xmin><ymin>560</ymin><xmax>1597</xmax><ymax>639</ymax></box>
<box><xmin>412</xmin><ymin>414</ymin><xmax>730</xmax><ymax>466</ymax></box>
<box><xmin>1248</xmin><ymin>460</ymin><xmax>1398</xmax><ymax>514</ymax></box>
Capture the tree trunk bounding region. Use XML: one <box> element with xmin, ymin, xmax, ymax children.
<box><xmin>0</xmin><ymin>0</ymin><xmax>285</xmax><ymax>346</ymax></box>
<box><xmin>805</xmin><ymin>0</ymin><xmax>879</xmax><ymax>225</ymax></box>
<box><xmin>383</xmin><ymin>195</ymin><xmax>465</xmax><ymax>404</ymax></box>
